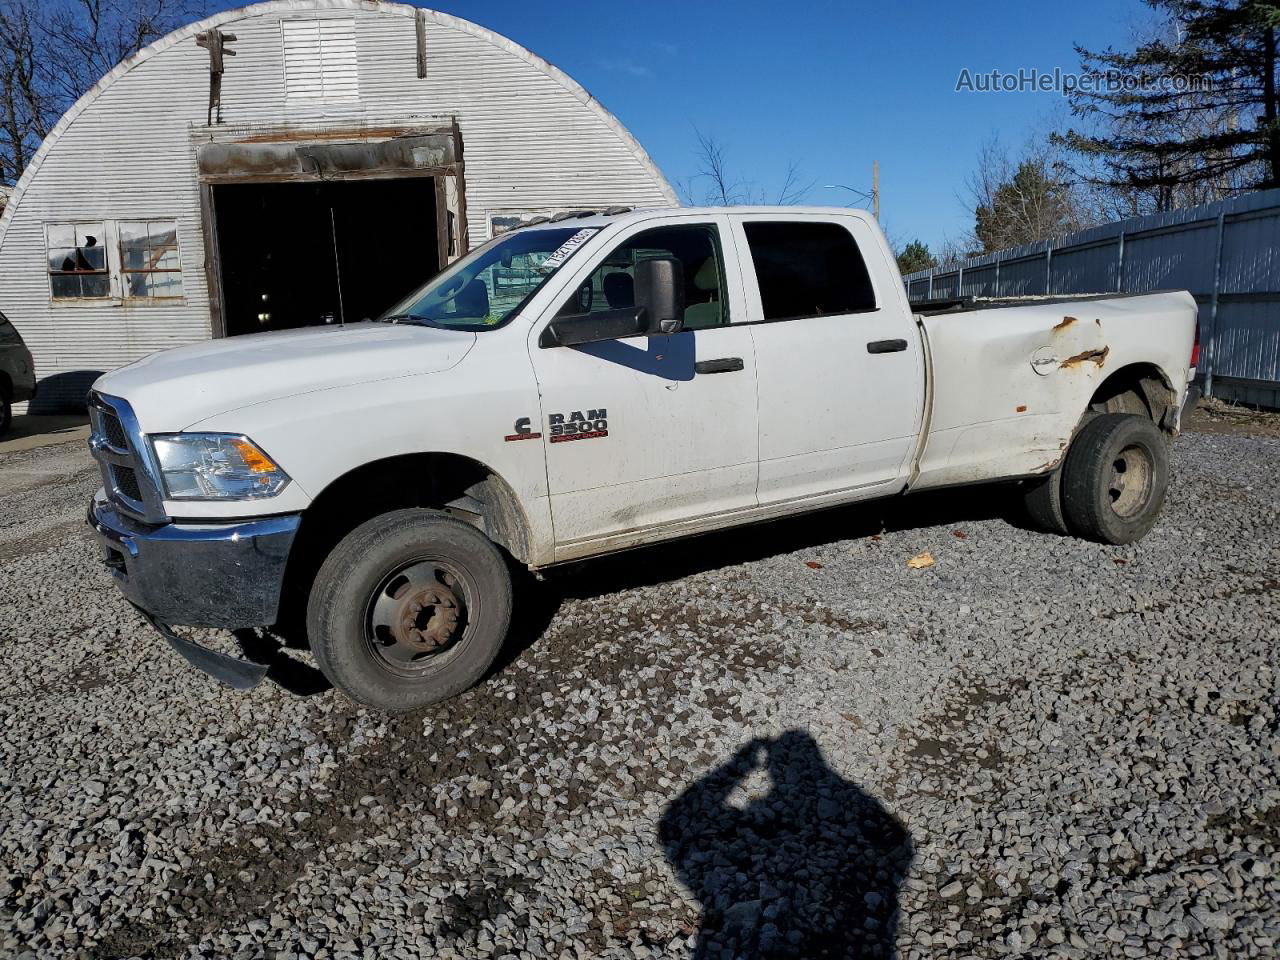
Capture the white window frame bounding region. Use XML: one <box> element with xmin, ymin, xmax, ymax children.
<box><xmin>118</xmin><ymin>219</ymin><xmax>186</xmax><ymax>302</ymax></box>
<box><xmin>46</xmin><ymin>221</ymin><xmax>113</xmax><ymax>302</ymax></box>
<box><xmin>45</xmin><ymin>218</ymin><xmax>186</xmax><ymax>307</ymax></box>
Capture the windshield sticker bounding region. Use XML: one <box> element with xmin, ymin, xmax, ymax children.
<box><xmin>540</xmin><ymin>229</ymin><xmax>599</xmax><ymax>271</ymax></box>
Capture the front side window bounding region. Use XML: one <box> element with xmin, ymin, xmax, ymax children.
<box><xmin>47</xmin><ymin>223</ymin><xmax>109</xmax><ymax>299</ymax></box>
<box><xmin>120</xmin><ymin>221</ymin><xmax>184</xmax><ymax>299</ymax></box>
<box><xmin>383</xmin><ymin>226</ymin><xmax>597</xmax><ymax>330</ymax></box>
<box><xmin>743</xmin><ymin>221</ymin><xmax>876</xmax><ymax>321</ymax></box>
<box><xmin>557</xmin><ymin>224</ymin><xmax>728</xmax><ymax>331</ymax></box>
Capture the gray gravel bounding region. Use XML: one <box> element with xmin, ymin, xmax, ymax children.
<box><xmin>1</xmin><ymin>422</ymin><xmax>1277</xmax><ymax>959</ymax></box>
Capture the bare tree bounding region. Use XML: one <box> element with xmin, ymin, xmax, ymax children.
<box><xmin>934</xmin><ymin>235</ymin><xmax>973</xmax><ymax>271</ymax></box>
<box><xmin>42</xmin><ymin>0</ymin><xmax>208</xmax><ymax>103</ymax></box>
<box><xmin>964</xmin><ymin>135</ymin><xmax>1093</xmax><ymax>253</ymax></box>
<box><xmin>0</xmin><ymin>0</ymin><xmax>53</xmax><ymax>184</ymax></box>
<box><xmin>681</xmin><ymin>127</ymin><xmax>814</xmax><ymax>206</ymax></box>
<box><xmin>0</xmin><ymin>0</ymin><xmax>210</xmax><ymax>185</ymax></box>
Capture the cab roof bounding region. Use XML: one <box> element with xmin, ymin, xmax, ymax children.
<box><xmin>517</xmin><ymin>205</ymin><xmax>876</xmax><ymax>231</ymax></box>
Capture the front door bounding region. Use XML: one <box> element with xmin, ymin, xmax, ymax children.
<box><xmin>732</xmin><ymin>214</ymin><xmax>925</xmax><ymax>504</ymax></box>
<box><xmin>528</xmin><ymin>215</ymin><xmax>759</xmax><ymax>559</ymax></box>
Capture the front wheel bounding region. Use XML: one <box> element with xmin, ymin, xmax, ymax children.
<box><xmin>0</xmin><ymin>395</ymin><xmax>11</xmax><ymax>437</ymax></box>
<box><xmin>1061</xmin><ymin>413</ymin><xmax>1169</xmax><ymax>545</ymax></box>
<box><xmin>307</xmin><ymin>509</ymin><xmax>513</xmax><ymax>712</ymax></box>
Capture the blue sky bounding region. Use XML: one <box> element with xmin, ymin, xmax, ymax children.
<box><xmin>416</xmin><ymin>0</ymin><xmax>1147</xmax><ymax>253</ymax></box>
<box><xmin>177</xmin><ymin>1</ymin><xmax>1148</xmax><ymax>251</ymax></box>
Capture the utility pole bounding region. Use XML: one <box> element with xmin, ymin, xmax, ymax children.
<box><xmin>873</xmin><ymin>160</ymin><xmax>880</xmax><ymax>221</ymax></box>
<box><xmin>824</xmin><ymin>161</ymin><xmax>881</xmax><ymax>221</ymax></box>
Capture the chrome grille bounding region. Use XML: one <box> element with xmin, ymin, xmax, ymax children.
<box><xmin>87</xmin><ymin>391</ymin><xmax>167</xmax><ymax>524</ymax></box>
<box><xmin>100</xmin><ymin>410</ymin><xmax>128</xmax><ymax>450</ymax></box>
<box><xmin>112</xmin><ymin>465</ymin><xmax>142</xmax><ymax>502</ymax></box>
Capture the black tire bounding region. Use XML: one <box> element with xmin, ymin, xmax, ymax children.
<box><xmin>0</xmin><ymin>396</ymin><xmax>11</xmax><ymax>438</ymax></box>
<box><xmin>1061</xmin><ymin>413</ymin><xmax>1169</xmax><ymax>545</ymax></box>
<box><xmin>307</xmin><ymin>508</ymin><xmax>512</xmax><ymax>712</ymax></box>
<box><xmin>1021</xmin><ymin>468</ymin><xmax>1069</xmax><ymax>535</ymax></box>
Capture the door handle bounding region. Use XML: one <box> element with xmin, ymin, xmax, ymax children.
<box><xmin>866</xmin><ymin>339</ymin><xmax>909</xmax><ymax>354</ymax></box>
<box><xmin>695</xmin><ymin>357</ymin><xmax>744</xmax><ymax>374</ymax></box>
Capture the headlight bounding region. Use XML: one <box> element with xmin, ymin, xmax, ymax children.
<box><xmin>150</xmin><ymin>434</ymin><xmax>290</xmax><ymax>500</ymax></box>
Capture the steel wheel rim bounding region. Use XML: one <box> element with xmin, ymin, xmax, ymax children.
<box><xmin>364</xmin><ymin>555</ymin><xmax>478</xmax><ymax>678</ymax></box>
<box><xmin>1107</xmin><ymin>444</ymin><xmax>1154</xmax><ymax>519</ymax></box>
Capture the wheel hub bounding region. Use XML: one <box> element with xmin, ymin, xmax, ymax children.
<box><xmin>1108</xmin><ymin>445</ymin><xmax>1153</xmax><ymax>518</ymax></box>
<box><xmin>391</xmin><ymin>582</ymin><xmax>460</xmax><ymax>652</ymax></box>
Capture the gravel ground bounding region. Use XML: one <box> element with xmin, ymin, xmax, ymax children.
<box><xmin>1</xmin><ymin>417</ymin><xmax>1277</xmax><ymax>960</ymax></box>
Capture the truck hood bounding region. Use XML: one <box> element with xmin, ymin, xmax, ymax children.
<box><xmin>93</xmin><ymin>322</ymin><xmax>476</xmax><ymax>431</ymax></box>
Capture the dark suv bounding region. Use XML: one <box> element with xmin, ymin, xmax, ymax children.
<box><xmin>0</xmin><ymin>311</ymin><xmax>36</xmax><ymax>435</ymax></box>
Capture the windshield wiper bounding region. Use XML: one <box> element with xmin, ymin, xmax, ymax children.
<box><xmin>381</xmin><ymin>313</ymin><xmax>434</xmax><ymax>326</ymax></box>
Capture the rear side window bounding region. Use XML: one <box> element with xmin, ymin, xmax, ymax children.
<box><xmin>743</xmin><ymin>221</ymin><xmax>876</xmax><ymax>321</ymax></box>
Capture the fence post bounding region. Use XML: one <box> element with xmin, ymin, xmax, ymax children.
<box><xmin>994</xmin><ymin>257</ymin><xmax>1001</xmax><ymax>298</ymax></box>
<box><xmin>1116</xmin><ymin>231</ymin><xmax>1126</xmax><ymax>291</ymax></box>
<box><xmin>1205</xmin><ymin>211</ymin><xmax>1226</xmax><ymax>397</ymax></box>
<box><xmin>1045</xmin><ymin>244</ymin><xmax>1053</xmax><ymax>295</ymax></box>
<box><xmin>928</xmin><ymin>269</ymin><xmax>934</xmax><ymax>299</ymax></box>
<box><xmin>958</xmin><ymin>265</ymin><xmax>964</xmax><ymax>298</ymax></box>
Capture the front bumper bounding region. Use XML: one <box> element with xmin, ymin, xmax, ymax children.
<box><xmin>87</xmin><ymin>492</ymin><xmax>301</xmax><ymax>629</ymax></box>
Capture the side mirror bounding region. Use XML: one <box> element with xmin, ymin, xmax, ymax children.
<box><xmin>635</xmin><ymin>258</ymin><xmax>684</xmax><ymax>335</ymax></box>
<box><xmin>538</xmin><ymin>257</ymin><xmax>686</xmax><ymax>348</ymax></box>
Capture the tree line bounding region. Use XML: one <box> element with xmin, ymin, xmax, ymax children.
<box><xmin>898</xmin><ymin>0</ymin><xmax>1280</xmax><ymax>275</ymax></box>
<box><xmin>0</xmin><ymin>0</ymin><xmax>210</xmax><ymax>186</ymax></box>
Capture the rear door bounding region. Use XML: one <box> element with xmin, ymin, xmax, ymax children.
<box><xmin>528</xmin><ymin>214</ymin><xmax>759</xmax><ymax>558</ymax></box>
<box><xmin>732</xmin><ymin>214</ymin><xmax>925</xmax><ymax>505</ymax></box>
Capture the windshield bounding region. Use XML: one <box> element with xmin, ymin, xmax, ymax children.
<box><xmin>381</xmin><ymin>226</ymin><xmax>600</xmax><ymax>330</ymax></box>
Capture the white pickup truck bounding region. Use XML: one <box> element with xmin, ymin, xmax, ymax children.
<box><xmin>86</xmin><ymin>206</ymin><xmax>1198</xmax><ymax>711</ymax></box>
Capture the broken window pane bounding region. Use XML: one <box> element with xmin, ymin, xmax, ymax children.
<box><xmin>49</xmin><ymin>249</ymin><xmax>77</xmax><ymax>272</ymax></box>
<box><xmin>47</xmin><ymin>224</ymin><xmax>75</xmax><ymax>248</ymax></box>
<box><xmin>47</xmin><ymin>222</ymin><xmax>110</xmax><ymax>299</ymax></box>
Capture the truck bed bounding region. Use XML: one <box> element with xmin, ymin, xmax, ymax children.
<box><xmin>907</xmin><ymin>291</ymin><xmax>1197</xmax><ymax>492</ymax></box>
<box><xmin>911</xmin><ymin>290</ymin><xmax>1184</xmax><ymax>317</ymax></box>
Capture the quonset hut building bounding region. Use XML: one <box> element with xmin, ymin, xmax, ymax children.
<box><xmin>0</xmin><ymin>0</ymin><xmax>676</xmax><ymax>409</ymax></box>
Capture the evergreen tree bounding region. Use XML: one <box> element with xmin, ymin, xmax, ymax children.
<box><xmin>895</xmin><ymin>240</ymin><xmax>937</xmax><ymax>275</ymax></box>
<box><xmin>974</xmin><ymin>158</ymin><xmax>1080</xmax><ymax>252</ymax></box>
<box><xmin>1057</xmin><ymin>0</ymin><xmax>1280</xmax><ymax>211</ymax></box>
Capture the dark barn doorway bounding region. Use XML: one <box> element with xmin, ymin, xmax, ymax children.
<box><xmin>213</xmin><ymin>178</ymin><xmax>440</xmax><ymax>336</ymax></box>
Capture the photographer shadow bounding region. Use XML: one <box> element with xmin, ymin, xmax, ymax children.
<box><xmin>659</xmin><ymin>730</ymin><xmax>913</xmax><ymax>959</ymax></box>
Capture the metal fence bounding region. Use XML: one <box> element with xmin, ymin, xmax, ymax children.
<box><xmin>902</xmin><ymin>188</ymin><xmax>1280</xmax><ymax>408</ymax></box>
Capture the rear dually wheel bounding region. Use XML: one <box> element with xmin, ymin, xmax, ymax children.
<box><xmin>1061</xmin><ymin>413</ymin><xmax>1169</xmax><ymax>545</ymax></box>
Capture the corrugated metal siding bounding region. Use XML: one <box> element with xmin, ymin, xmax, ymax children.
<box><xmin>998</xmin><ymin>257</ymin><xmax>1047</xmax><ymax>297</ymax></box>
<box><xmin>1221</xmin><ymin>210</ymin><xmax>1280</xmax><ymax>293</ymax></box>
<box><xmin>903</xmin><ymin>187</ymin><xmax>1280</xmax><ymax>398</ymax></box>
<box><xmin>0</xmin><ymin>1</ymin><xmax>674</xmax><ymax>409</ymax></box>
<box><xmin>1050</xmin><ymin>241</ymin><xmax>1118</xmax><ymax>294</ymax></box>
<box><xmin>1216</xmin><ymin>300</ymin><xmax>1280</xmax><ymax>380</ymax></box>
